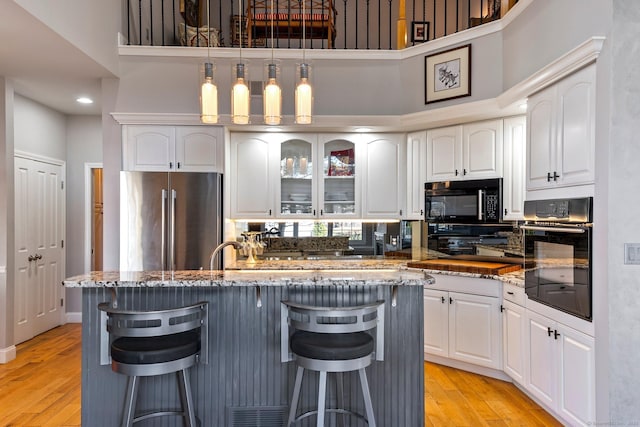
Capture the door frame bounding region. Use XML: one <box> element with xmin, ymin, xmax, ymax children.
<box><xmin>84</xmin><ymin>163</ymin><xmax>103</xmax><ymax>273</ymax></box>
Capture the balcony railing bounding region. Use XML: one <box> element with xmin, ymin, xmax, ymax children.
<box><xmin>124</xmin><ymin>0</ymin><xmax>508</xmax><ymax>50</ymax></box>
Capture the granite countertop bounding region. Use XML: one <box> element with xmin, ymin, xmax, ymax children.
<box><xmin>63</xmin><ymin>268</ymin><xmax>434</xmax><ymax>288</ymax></box>
<box><xmin>475</xmin><ymin>244</ymin><xmax>525</xmax><ymax>257</ymax></box>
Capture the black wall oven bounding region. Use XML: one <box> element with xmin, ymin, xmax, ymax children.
<box><xmin>424</xmin><ymin>178</ymin><xmax>503</xmax><ymax>224</ymax></box>
<box><xmin>522</xmin><ymin>197</ymin><xmax>593</xmax><ymax>321</ymax></box>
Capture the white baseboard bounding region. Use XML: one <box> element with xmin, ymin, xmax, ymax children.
<box><xmin>0</xmin><ymin>345</ymin><xmax>17</xmax><ymax>364</ymax></box>
<box><xmin>65</xmin><ymin>312</ymin><xmax>82</xmax><ymax>323</ymax></box>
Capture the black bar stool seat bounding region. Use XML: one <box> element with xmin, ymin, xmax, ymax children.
<box><xmin>281</xmin><ymin>300</ymin><xmax>385</xmax><ymax>427</ymax></box>
<box><xmin>99</xmin><ymin>301</ymin><xmax>208</xmax><ymax>427</ymax></box>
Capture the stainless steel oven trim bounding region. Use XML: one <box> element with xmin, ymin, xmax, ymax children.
<box><xmin>521</xmin><ymin>225</ymin><xmax>587</xmax><ymax>234</ymax></box>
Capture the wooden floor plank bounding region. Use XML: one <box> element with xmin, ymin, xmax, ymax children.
<box><xmin>0</xmin><ymin>323</ymin><xmax>563</xmax><ymax>426</ymax></box>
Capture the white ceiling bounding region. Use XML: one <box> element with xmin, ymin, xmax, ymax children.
<box><xmin>0</xmin><ymin>2</ymin><xmax>114</xmax><ymax>115</ymax></box>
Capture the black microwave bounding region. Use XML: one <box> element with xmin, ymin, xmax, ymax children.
<box><xmin>424</xmin><ymin>178</ymin><xmax>503</xmax><ymax>224</ymax></box>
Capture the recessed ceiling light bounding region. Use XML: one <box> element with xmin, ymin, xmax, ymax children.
<box><xmin>355</xmin><ymin>127</ymin><xmax>372</xmax><ymax>132</ymax></box>
<box><xmin>76</xmin><ymin>97</ymin><xmax>93</xmax><ymax>104</ymax></box>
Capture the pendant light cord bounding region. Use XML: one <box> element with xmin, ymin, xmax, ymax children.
<box><xmin>270</xmin><ymin>0</ymin><xmax>275</xmax><ymax>61</ymax></box>
<box><xmin>206</xmin><ymin>0</ymin><xmax>211</xmax><ymax>60</ymax></box>
<box><xmin>302</xmin><ymin>0</ymin><xmax>306</xmax><ymax>61</ymax></box>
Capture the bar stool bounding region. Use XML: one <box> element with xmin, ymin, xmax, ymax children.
<box><xmin>280</xmin><ymin>300</ymin><xmax>385</xmax><ymax>427</ymax></box>
<box><xmin>98</xmin><ymin>301</ymin><xmax>208</xmax><ymax>427</ymax></box>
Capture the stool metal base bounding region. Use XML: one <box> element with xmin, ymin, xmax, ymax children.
<box><xmin>121</xmin><ymin>368</ymin><xmax>197</xmax><ymax>427</ymax></box>
<box><xmin>288</xmin><ymin>366</ymin><xmax>376</xmax><ymax>427</ymax></box>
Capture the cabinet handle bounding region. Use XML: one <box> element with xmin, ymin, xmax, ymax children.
<box><xmin>177</xmin><ymin>162</ymin><xmax>181</xmax><ymax>169</ymax></box>
<box><xmin>455</xmin><ymin>169</ymin><xmax>459</xmax><ymax>176</ymax></box>
<box><xmin>169</xmin><ymin>162</ymin><xmax>173</xmax><ymax>169</ymax></box>
<box><xmin>320</xmin><ymin>209</ymin><xmax>324</xmax><ymax>216</ymax></box>
<box><xmin>449</xmin><ymin>297</ymin><xmax>453</xmax><ymax>304</ymax></box>
<box><xmin>500</xmin><ymin>305</ymin><xmax>505</xmax><ymax>312</ymax></box>
<box><xmin>547</xmin><ymin>327</ymin><xmax>553</xmax><ymax>337</ymax></box>
<box><xmin>463</xmin><ymin>169</ymin><xmax>467</xmax><ymax>175</ymax></box>
<box><xmin>399</xmin><ymin>209</ymin><xmax>403</xmax><ymax>216</ymax></box>
<box><xmin>504</xmin><ymin>208</ymin><xmax>508</xmax><ymax>215</ymax></box>
<box><xmin>441</xmin><ymin>296</ymin><xmax>445</xmax><ymax>303</ymax></box>
<box><xmin>268</xmin><ymin>209</ymin><xmax>272</xmax><ymax>216</ymax></box>
<box><xmin>28</xmin><ymin>255</ymin><xmax>35</xmax><ymax>262</ymax></box>
<box><xmin>553</xmin><ymin>171</ymin><xmax>560</xmax><ymax>181</ymax></box>
<box><xmin>554</xmin><ymin>330</ymin><xmax>560</xmax><ymax>340</ymax></box>
<box><xmin>507</xmin><ymin>291</ymin><xmax>514</xmax><ymax>295</ymax></box>
<box><xmin>420</xmin><ymin>209</ymin><xmax>424</xmax><ymax>216</ymax></box>
<box><xmin>547</xmin><ymin>172</ymin><xmax>552</xmax><ymax>182</ymax></box>
<box><xmin>313</xmin><ymin>209</ymin><xmax>316</xmax><ymax>216</ymax></box>
<box><xmin>36</xmin><ymin>254</ymin><xmax>42</xmax><ymax>260</ymax></box>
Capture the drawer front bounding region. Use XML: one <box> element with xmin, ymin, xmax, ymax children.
<box><xmin>502</xmin><ymin>283</ymin><xmax>525</xmax><ymax>306</ymax></box>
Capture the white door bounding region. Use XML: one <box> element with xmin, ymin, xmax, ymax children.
<box><xmin>503</xmin><ymin>116</ymin><xmax>526</xmax><ymax>220</ymax></box>
<box><xmin>557</xmin><ymin>323</ymin><xmax>596</xmax><ymax>426</ymax></box>
<box><xmin>423</xmin><ymin>288</ymin><xmax>449</xmax><ymax>358</ymax></box>
<box><xmin>526</xmin><ymin>310</ymin><xmax>557</xmax><ymax>410</ymax></box>
<box><xmin>15</xmin><ymin>156</ymin><xmax>65</xmax><ymax>344</ymax></box>
<box><xmin>405</xmin><ymin>131</ymin><xmax>427</xmax><ymax>220</ymax></box>
<box><xmin>462</xmin><ymin>119</ymin><xmax>503</xmax><ymax>179</ymax></box>
<box><xmin>362</xmin><ymin>134</ymin><xmax>404</xmax><ymax>219</ymax></box>
<box><xmin>502</xmin><ymin>300</ymin><xmax>526</xmax><ymax>385</ymax></box>
<box><xmin>426</xmin><ymin>125</ymin><xmax>462</xmax><ymax>181</ymax></box>
<box><xmin>229</xmin><ymin>135</ymin><xmax>275</xmax><ymax>218</ymax></box>
<box><xmin>448</xmin><ymin>292</ymin><xmax>502</xmax><ymax>369</ymax></box>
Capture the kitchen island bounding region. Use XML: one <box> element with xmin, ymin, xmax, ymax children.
<box><xmin>64</xmin><ymin>268</ymin><xmax>432</xmax><ymax>426</ymax></box>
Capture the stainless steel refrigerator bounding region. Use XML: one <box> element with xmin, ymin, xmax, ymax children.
<box><xmin>120</xmin><ymin>171</ymin><xmax>222</xmax><ymax>271</ymax></box>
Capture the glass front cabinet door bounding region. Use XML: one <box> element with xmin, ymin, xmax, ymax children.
<box><xmin>278</xmin><ymin>136</ymin><xmax>316</xmax><ymax>218</ymax></box>
<box><xmin>318</xmin><ymin>135</ymin><xmax>360</xmax><ymax>218</ymax></box>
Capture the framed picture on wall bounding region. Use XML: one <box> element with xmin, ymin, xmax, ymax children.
<box><xmin>411</xmin><ymin>21</ymin><xmax>429</xmax><ymax>42</ymax></box>
<box><xmin>424</xmin><ymin>44</ymin><xmax>471</xmax><ymax>104</ymax></box>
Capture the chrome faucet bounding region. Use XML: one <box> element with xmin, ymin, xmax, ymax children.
<box><xmin>209</xmin><ymin>241</ymin><xmax>243</xmax><ymax>270</ymax></box>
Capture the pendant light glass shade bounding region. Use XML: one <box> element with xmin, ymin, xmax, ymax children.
<box><xmin>231</xmin><ymin>63</ymin><xmax>250</xmax><ymax>124</ymax></box>
<box><xmin>200</xmin><ymin>62</ymin><xmax>218</xmax><ymax>124</ymax></box>
<box><xmin>264</xmin><ymin>63</ymin><xmax>282</xmax><ymax>125</ymax></box>
<box><xmin>295</xmin><ymin>63</ymin><xmax>313</xmax><ymax>124</ymax></box>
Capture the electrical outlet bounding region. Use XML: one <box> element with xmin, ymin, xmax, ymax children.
<box><xmin>624</xmin><ymin>243</ymin><xmax>640</xmax><ymax>265</ymax></box>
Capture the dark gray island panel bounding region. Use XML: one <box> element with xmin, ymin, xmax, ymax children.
<box><xmin>80</xmin><ymin>283</ymin><xmax>424</xmax><ymax>426</ymax></box>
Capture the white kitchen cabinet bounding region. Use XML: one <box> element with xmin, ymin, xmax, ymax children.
<box><xmin>228</xmin><ymin>134</ymin><xmax>277</xmax><ymax>219</ymax></box>
<box><xmin>526</xmin><ymin>309</ymin><xmax>595</xmax><ymax>426</ymax></box>
<box><xmin>426</xmin><ymin>120</ymin><xmax>503</xmax><ymax>182</ymax></box>
<box><xmin>405</xmin><ymin>131</ymin><xmax>427</xmax><ymax>220</ymax></box>
<box><xmin>361</xmin><ymin>134</ymin><xmax>405</xmax><ymax>219</ymax></box>
<box><xmin>526</xmin><ymin>64</ymin><xmax>596</xmax><ymax>191</ymax></box>
<box><xmin>316</xmin><ymin>134</ymin><xmax>361</xmax><ymax>219</ymax></box>
<box><xmin>501</xmin><ymin>284</ymin><xmax>527</xmax><ymax>386</ymax></box>
<box><xmin>502</xmin><ymin>116</ymin><xmax>526</xmax><ymax>220</ymax></box>
<box><xmin>123</xmin><ymin>125</ymin><xmax>223</xmax><ymax>172</ymax></box>
<box><xmin>423</xmin><ymin>288</ymin><xmax>449</xmax><ymax>357</ymax></box>
<box><xmin>423</xmin><ymin>275</ymin><xmax>502</xmax><ymax>370</ymax></box>
<box><xmin>277</xmin><ymin>135</ymin><xmax>318</xmax><ymax>219</ymax></box>
<box><xmin>448</xmin><ymin>291</ymin><xmax>502</xmax><ymax>369</ymax></box>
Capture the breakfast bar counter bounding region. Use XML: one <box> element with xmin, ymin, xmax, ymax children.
<box><xmin>64</xmin><ymin>268</ymin><xmax>430</xmax><ymax>426</ymax></box>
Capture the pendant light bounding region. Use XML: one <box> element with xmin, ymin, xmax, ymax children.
<box><xmin>295</xmin><ymin>0</ymin><xmax>313</xmax><ymax>124</ymax></box>
<box><xmin>200</xmin><ymin>0</ymin><xmax>218</xmax><ymax>123</ymax></box>
<box><xmin>263</xmin><ymin>0</ymin><xmax>282</xmax><ymax>125</ymax></box>
<box><xmin>232</xmin><ymin>0</ymin><xmax>250</xmax><ymax>124</ymax></box>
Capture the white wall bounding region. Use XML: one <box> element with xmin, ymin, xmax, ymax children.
<box><xmin>14</xmin><ymin>95</ymin><xmax>67</xmax><ymax>160</ymax></box>
<box><xmin>607</xmin><ymin>1</ymin><xmax>640</xmax><ymax>422</ymax></box>
<box><xmin>0</xmin><ymin>78</ymin><xmax>15</xmax><ymax>353</ymax></box>
<box><xmin>15</xmin><ymin>0</ymin><xmax>120</xmax><ymax>76</ymax></box>
<box><xmin>65</xmin><ymin>115</ymin><xmax>102</xmax><ymax>314</ymax></box>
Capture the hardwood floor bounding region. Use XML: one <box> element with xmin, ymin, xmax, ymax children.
<box><xmin>0</xmin><ymin>324</ymin><xmax>561</xmax><ymax>426</ymax></box>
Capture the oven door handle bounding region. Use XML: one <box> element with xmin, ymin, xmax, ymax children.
<box><xmin>521</xmin><ymin>225</ymin><xmax>586</xmax><ymax>234</ymax></box>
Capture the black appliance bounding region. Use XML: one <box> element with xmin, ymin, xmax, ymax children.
<box><xmin>522</xmin><ymin>197</ymin><xmax>593</xmax><ymax>321</ymax></box>
<box><xmin>425</xmin><ymin>178</ymin><xmax>503</xmax><ymax>224</ymax></box>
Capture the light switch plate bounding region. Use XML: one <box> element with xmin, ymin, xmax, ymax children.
<box><xmin>624</xmin><ymin>243</ymin><xmax>640</xmax><ymax>265</ymax></box>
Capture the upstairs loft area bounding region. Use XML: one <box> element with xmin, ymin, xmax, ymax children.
<box><xmin>124</xmin><ymin>0</ymin><xmax>517</xmax><ymax>50</ymax></box>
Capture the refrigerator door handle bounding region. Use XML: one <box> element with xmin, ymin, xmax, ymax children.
<box><xmin>161</xmin><ymin>189</ymin><xmax>167</xmax><ymax>270</ymax></box>
<box><xmin>170</xmin><ymin>189</ymin><xmax>177</xmax><ymax>270</ymax></box>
